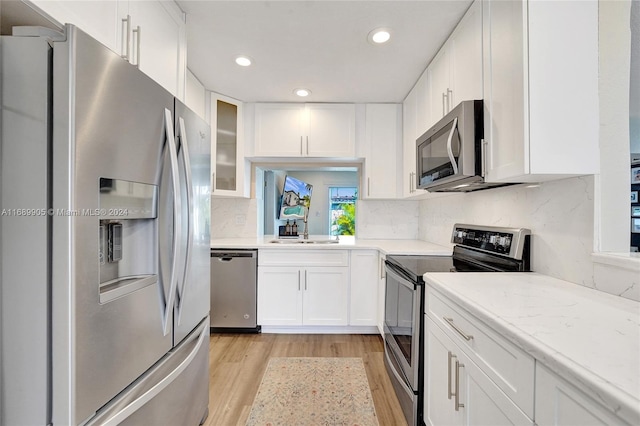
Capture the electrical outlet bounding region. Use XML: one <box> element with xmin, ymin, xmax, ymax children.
<box><xmin>235</xmin><ymin>214</ymin><xmax>246</xmax><ymax>225</ymax></box>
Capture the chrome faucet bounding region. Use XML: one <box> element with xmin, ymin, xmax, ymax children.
<box><xmin>303</xmin><ymin>207</ymin><xmax>309</xmax><ymax>239</ymax></box>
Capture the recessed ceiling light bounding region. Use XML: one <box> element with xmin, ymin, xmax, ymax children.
<box><xmin>368</xmin><ymin>28</ymin><xmax>391</xmax><ymax>44</ymax></box>
<box><xmin>235</xmin><ymin>56</ymin><xmax>252</xmax><ymax>66</ymax></box>
<box><xmin>294</xmin><ymin>88</ymin><xmax>311</xmax><ymax>97</ymax></box>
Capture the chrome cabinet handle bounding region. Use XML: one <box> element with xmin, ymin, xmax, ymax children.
<box><xmin>481</xmin><ymin>139</ymin><xmax>487</xmax><ymax>177</ymax></box>
<box><xmin>306</xmin><ymin>136</ymin><xmax>309</xmax><ymax>156</ymax></box>
<box><xmin>455</xmin><ymin>360</ymin><xmax>465</xmax><ymax>411</ymax></box>
<box><xmin>304</xmin><ymin>270</ymin><xmax>307</xmax><ymax>290</ymax></box>
<box><xmin>445</xmin><ymin>117</ymin><xmax>459</xmax><ymax>175</ymax></box>
<box><xmin>300</xmin><ymin>136</ymin><xmax>303</xmax><ymax>155</ymax></box>
<box><xmin>121</xmin><ymin>15</ymin><xmax>131</xmax><ymax>60</ymax></box>
<box><xmin>367</xmin><ymin>177</ymin><xmax>371</xmax><ymax>197</ymax></box>
<box><xmin>298</xmin><ymin>270</ymin><xmax>301</xmax><ymax>291</ymax></box>
<box><xmin>442</xmin><ymin>92</ymin><xmax>447</xmax><ymax>116</ymax></box>
<box><xmin>132</xmin><ymin>26</ymin><xmax>141</xmax><ymax>67</ymax></box>
<box><xmin>447</xmin><ymin>351</ymin><xmax>455</xmax><ymax>400</ymax></box>
<box><xmin>211</xmin><ymin>172</ymin><xmax>215</xmax><ymax>192</ymax></box>
<box><xmin>447</xmin><ymin>88</ymin><xmax>453</xmax><ymax>112</ymax></box>
<box><xmin>443</xmin><ymin>317</ymin><xmax>473</xmax><ymax>341</ymax></box>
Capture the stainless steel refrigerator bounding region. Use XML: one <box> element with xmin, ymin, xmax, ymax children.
<box><xmin>0</xmin><ymin>25</ymin><xmax>211</xmax><ymax>425</ymax></box>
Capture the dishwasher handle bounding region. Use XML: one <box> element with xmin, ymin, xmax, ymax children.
<box><xmin>210</xmin><ymin>250</ymin><xmax>257</xmax><ymax>261</ymax></box>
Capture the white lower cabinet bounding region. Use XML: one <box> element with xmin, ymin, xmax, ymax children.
<box><xmin>424</xmin><ymin>316</ymin><xmax>533</xmax><ymax>426</ymax></box>
<box><xmin>257</xmin><ymin>250</ymin><xmax>349</xmax><ymax>327</ymax></box>
<box><xmin>258</xmin><ymin>266</ymin><xmax>348</xmax><ymax>326</ymax></box>
<box><xmin>535</xmin><ymin>364</ymin><xmax>631</xmax><ymax>426</ymax></box>
<box><xmin>349</xmin><ymin>250</ymin><xmax>379</xmax><ymax>326</ymax></box>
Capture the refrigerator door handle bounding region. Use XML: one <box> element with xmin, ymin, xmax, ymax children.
<box><xmin>162</xmin><ymin>108</ymin><xmax>182</xmax><ymax>336</ymax></box>
<box><xmin>88</xmin><ymin>321</ymin><xmax>209</xmax><ymax>426</ymax></box>
<box><xmin>176</xmin><ymin>116</ymin><xmax>194</xmax><ymax>325</ymax></box>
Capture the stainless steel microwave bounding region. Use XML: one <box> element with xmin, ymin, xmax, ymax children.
<box><xmin>416</xmin><ymin>100</ymin><xmax>509</xmax><ymax>192</ymax></box>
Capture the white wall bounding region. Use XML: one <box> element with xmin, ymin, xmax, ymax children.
<box><xmin>185</xmin><ymin>69</ymin><xmax>206</xmax><ymax>119</ymax></box>
<box><xmin>210</xmin><ymin>197</ymin><xmax>258</xmax><ymax>239</ymax></box>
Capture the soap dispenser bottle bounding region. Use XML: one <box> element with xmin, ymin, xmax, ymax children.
<box><xmin>292</xmin><ymin>220</ymin><xmax>298</xmax><ymax>236</ymax></box>
<box><xmin>285</xmin><ymin>219</ymin><xmax>291</xmax><ymax>235</ymax></box>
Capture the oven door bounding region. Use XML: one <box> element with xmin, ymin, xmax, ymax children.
<box><xmin>383</xmin><ymin>263</ymin><xmax>422</xmax><ymax>391</ymax></box>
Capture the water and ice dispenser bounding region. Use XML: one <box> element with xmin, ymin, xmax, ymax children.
<box><xmin>98</xmin><ymin>178</ymin><xmax>158</xmax><ymax>304</ymax></box>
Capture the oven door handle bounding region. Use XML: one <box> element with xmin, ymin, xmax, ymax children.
<box><xmin>385</xmin><ymin>263</ymin><xmax>418</xmax><ymax>291</ymax></box>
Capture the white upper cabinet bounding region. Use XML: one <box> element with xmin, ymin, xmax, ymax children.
<box><xmin>428</xmin><ymin>0</ymin><xmax>483</xmax><ymax>126</ymax></box>
<box><xmin>253</xmin><ymin>103</ymin><xmax>356</xmax><ymax>158</ymax></box>
<box><xmin>27</xmin><ymin>0</ymin><xmax>187</xmax><ymax>100</ymax></box>
<box><xmin>402</xmin><ymin>88</ymin><xmax>419</xmax><ymax>198</ymax></box>
<box><xmin>124</xmin><ymin>1</ymin><xmax>186</xmax><ymax>100</ymax></box>
<box><xmin>482</xmin><ymin>0</ymin><xmax>599</xmax><ymax>182</ymax></box>
<box><xmin>211</xmin><ymin>92</ymin><xmax>248</xmax><ymax>198</ymax></box>
<box><xmin>363</xmin><ymin>104</ymin><xmax>401</xmax><ymax>199</ymax></box>
<box><xmin>27</xmin><ymin>1</ymin><xmax>123</xmax><ymax>53</ymax></box>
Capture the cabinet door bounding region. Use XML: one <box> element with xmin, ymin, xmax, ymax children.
<box><xmin>254</xmin><ymin>104</ymin><xmax>305</xmax><ymax>156</ymax></box>
<box><xmin>302</xmin><ymin>267</ymin><xmax>348</xmax><ymax>326</ymax></box>
<box><xmin>363</xmin><ymin>104</ymin><xmax>399</xmax><ymax>199</ymax></box>
<box><xmin>349</xmin><ymin>250</ymin><xmax>379</xmax><ymax>326</ymax></box>
<box><xmin>377</xmin><ymin>254</ymin><xmax>386</xmax><ymax>335</ymax></box>
<box><xmin>450</xmin><ymin>0</ymin><xmax>483</xmax><ymax>107</ymax></box>
<box><xmin>482</xmin><ymin>0</ymin><xmax>527</xmax><ymax>182</ymax></box>
<box><xmin>428</xmin><ymin>47</ymin><xmax>451</xmax><ymax>124</ymax></box>
<box><xmin>211</xmin><ymin>92</ymin><xmax>246</xmax><ymax>197</ymax></box>
<box><xmin>402</xmin><ymin>88</ymin><xmax>418</xmax><ymax>198</ymax></box>
<box><xmin>415</xmin><ymin>70</ymin><xmax>433</xmax><ymax>134</ymax></box>
<box><xmin>424</xmin><ymin>316</ymin><xmax>461</xmax><ymax>426</ymax></box>
<box><xmin>535</xmin><ymin>364</ymin><xmax>627</xmax><ymax>426</ymax></box>
<box><xmin>128</xmin><ymin>1</ymin><xmax>185</xmax><ymax>98</ymax></box>
<box><xmin>257</xmin><ymin>267</ymin><xmax>303</xmax><ymax>325</ymax></box>
<box><xmin>425</xmin><ymin>317</ymin><xmax>534</xmax><ymax>426</ymax></box>
<box><xmin>305</xmin><ymin>104</ymin><xmax>356</xmax><ymax>157</ymax></box>
<box><xmin>29</xmin><ymin>0</ymin><xmax>122</xmax><ymax>53</ymax></box>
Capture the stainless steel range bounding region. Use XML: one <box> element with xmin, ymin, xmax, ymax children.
<box><xmin>383</xmin><ymin>224</ymin><xmax>531</xmax><ymax>426</ymax></box>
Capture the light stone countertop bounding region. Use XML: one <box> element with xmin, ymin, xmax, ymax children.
<box><xmin>210</xmin><ymin>236</ymin><xmax>453</xmax><ymax>256</ymax></box>
<box><xmin>423</xmin><ymin>272</ymin><xmax>640</xmax><ymax>425</ymax></box>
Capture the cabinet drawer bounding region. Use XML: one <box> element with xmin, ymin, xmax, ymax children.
<box><xmin>426</xmin><ymin>287</ymin><xmax>535</xmax><ymax>418</ymax></box>
<box><xmin>258</xmin><ymin>249</ymin><xmax>349</xmax><ymax>267</ymax></box>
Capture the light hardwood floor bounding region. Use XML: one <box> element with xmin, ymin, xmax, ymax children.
<box><xmin>204</xmin><ymin>333</ymin><xmax>407</xmax><ymax>426</ymax></box>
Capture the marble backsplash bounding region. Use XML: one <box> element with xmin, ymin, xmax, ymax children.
<box><xmin>418</xmin><ymin>175</ymin><xmax>638</xmax><ymax>301</ymax></box>
<box><xmin>356</xmin><ymin>200</ymin><xmax>420</xmax><ymax>240</ymax></box>
<box><xmin>210</xmin><ymin>197</ymin><xmax>258</xmax><ymax>239</ymax></box>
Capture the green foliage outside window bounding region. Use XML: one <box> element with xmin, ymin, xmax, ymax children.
<box><xmin>332</xmin><ymin>203</ymin><xmax>355</xmax><ymax>235</ymax></box>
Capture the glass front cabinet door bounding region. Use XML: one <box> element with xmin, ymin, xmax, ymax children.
<box><xmin>210</xmin><ymin>92</ymin><xmax>247</xmax><ymax>197</ymax></box>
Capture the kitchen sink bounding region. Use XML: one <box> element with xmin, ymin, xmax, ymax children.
<box><xmin>269</xmin><ymin>239</ymin><xmax>339</xmax><ymax>244</ymax></box>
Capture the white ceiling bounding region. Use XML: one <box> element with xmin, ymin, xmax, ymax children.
<box><xmin>177</xmin><ymin>1</ymin><xmax>473</xmax><ymax>103</ymax></box>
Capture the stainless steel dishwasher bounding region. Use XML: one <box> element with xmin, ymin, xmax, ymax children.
<box><xmin>210</xmin><ymin>249</ymin><xmax>260</xmax><ymax>333</ymax></box>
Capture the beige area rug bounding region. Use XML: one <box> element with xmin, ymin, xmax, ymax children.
<box><xmin>246</xmin><ymin>357</ymin><xmax>379</xmax><ymax>426</ymax></box>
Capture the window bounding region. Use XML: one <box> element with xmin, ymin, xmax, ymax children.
<box><xmin>329</xmin><ymin>187</ymin><xmax>357</xmax><ymax>236</ymax></box>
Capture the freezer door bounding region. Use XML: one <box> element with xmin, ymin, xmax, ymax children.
<box><xmin>85</xmin><ymin>318</ymin><xmax>209</xmax><ymax>426</ymax></box>
<box><xmin>173</xmin><ymin>100</ymin><xmax>211</xmax><ymax>345</ymax></box>
<box><xmin>51</xmin><ymin>26</ymin><xmax>177</xmax><ymax>425</ymax></box>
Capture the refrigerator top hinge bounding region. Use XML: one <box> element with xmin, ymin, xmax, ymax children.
<box><xmin>12</xmin><ymin>26</ymin><xmax>66</xmax><ymax>43</ymax></box>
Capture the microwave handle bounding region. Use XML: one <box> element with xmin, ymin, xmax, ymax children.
<box><xmin>446</xmin><ymin>117</ymin><xmax>459</xmax><ymax>175</ymax></box>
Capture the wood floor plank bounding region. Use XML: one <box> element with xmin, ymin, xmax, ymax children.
<box><xmin>205</xmin><ymin>333</ymin><xmax>407</xmax><ymax>426</ymax></box>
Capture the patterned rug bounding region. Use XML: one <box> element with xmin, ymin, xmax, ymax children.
<box><xmin>246</xmin><ymin>357</ymin><xmax>379</xmax><ymax>426</ymax></box>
